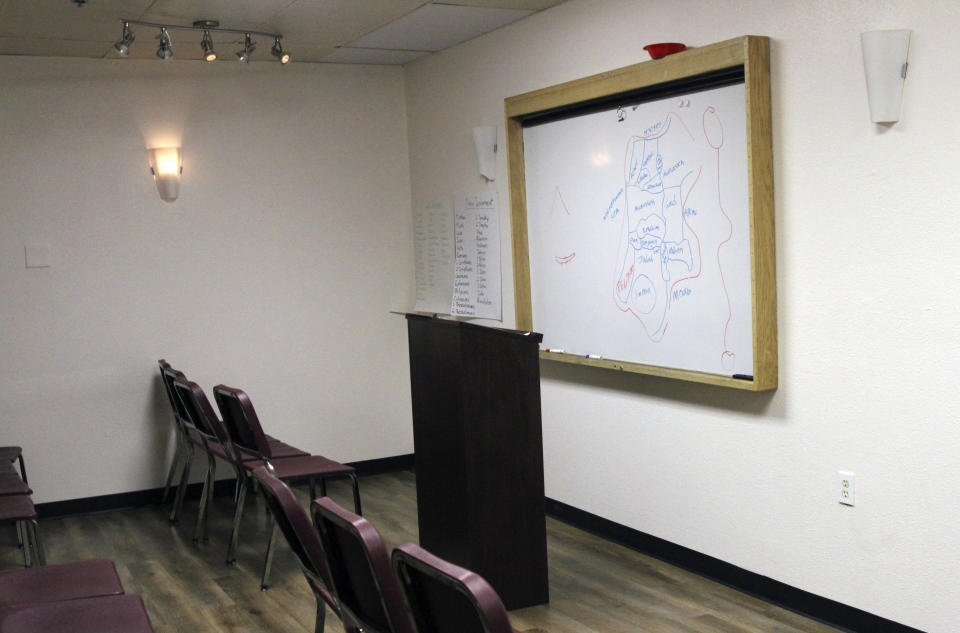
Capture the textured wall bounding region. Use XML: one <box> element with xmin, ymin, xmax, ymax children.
<box><xmin>403</xmin><ymin>1</ymin><xmax>960</xmax><ymax>631</ymax></box>
<box><xmin>0</xmin><ymin>58</ymin><xmax>415</xmax><ymax>503</ymax></box>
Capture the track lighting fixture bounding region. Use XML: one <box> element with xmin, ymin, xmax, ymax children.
<box><xmin>201</xmin><ymin>30</ymin><xmax>216</xmax><ymax>62</ymax></box>
<box><xmin>236</xmin><ymin>33</ymin><xmax>255</xmax><ymax>63</ymax></box>
<box><xmin>156</xmin><ymin>27</ymin><xmax>172</xmax><ymax>60</ymax></box>
<box><xmin>114</xmin><ymin>21</ymin><xmax>135</xmax><ymax>57</ymax></box>
<box><xmin>271</xmin><ymin>37</ymin><xmax>290</xmax><ymax>64</ymax></box>
<box><xmin>116</xmin><ymin>18</ymin><xmax>288</xmax><ymax>65</ymax></box>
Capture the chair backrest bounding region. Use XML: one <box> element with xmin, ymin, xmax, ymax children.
<box><xmin>391</xmin><ymin>543</ymin><xmax>514</xmax><ymax>633</ymax></box>
<box><xmin>171</xmin><ymin>377</ymin><xmax>236</xmax><ymax>461</ymax></box>
<box><xmin>158</xmin><ymin>360</ymin><xmax>189</xmax><ymax>424</ymax></box>
<box><xmin>312</xmin><ymin>497</ymin><xmax>413</xmax><ymax>633</ymax></box>
<box><xmin>251</xmin><ymin>465</ymin><xmax>339</xmax><ymax>613</ymax></box>
<box><xmin>212</xmin><ymin>385</ymin><xmax>272</xmax><ymax>458</ymax></box>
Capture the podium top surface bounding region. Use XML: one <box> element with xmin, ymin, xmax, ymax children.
<box><xmin>403</xmin><ymin>313</ymin><xmax>543</xmax><ymax>343</ymax></box>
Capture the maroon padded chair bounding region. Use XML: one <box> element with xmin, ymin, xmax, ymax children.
<box><xmin>0</xmin><ymin>448</ymin><xmax>26</xmax><ymax>485</ymax></box>
<box><xmin>0</xmin><ymin>475</ymin><xmax>31</xmax><ymax>497</ymax></box>
<box><xmin>170</xmin><ymin>376</ymin><xmax>243</xmax><ymax>544</ymax></box>
<box><xmin>311</xmin><ymin>497</ymin><xmax>412</xmax><ymax>633</ymax></box>
<box><xmin>157</xmin><ymin>360</ymin><xmax>192</xmax><ymax>509</ymax></box>
<box><xmin>0</xmin><ymin>560</ymin><xmax>124</xmax><ymax>606</ymax></box>
<box><xmin>0</xmin><ymin>594</ymin><xmax>155</xmax><ymax>633</ymax></box>
<box><xmin>391</xmin><ymin>543</ymin><xmax>521</xmax><ymax>633</ymax></box>
<box><xmin>251</xmin><ymin>465</ymin><xmax>341</xmax><ymax>631</ymax></box>
<box><xmin>0</xmin><ymin>495</ymin><xmax>43</xmax><ymax>567</ymax></box>
<box><xmin>212</xmin><ymin>385</ymin><xmax>360</xmax><ymax>572</ymax></box>
<box><xmin>160</xmin><ymin>363</ymin><xmax>309</xmax><ymax>525</ymax></box>
<box><xmin>159</xmin><ymin>364</ymin><xmax>202</xmax><ymax>524</ymax></box>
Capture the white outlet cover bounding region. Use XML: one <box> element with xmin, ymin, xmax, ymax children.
<box><xmin>24</xmin><ymin>243</ymin><xmax>52</xmax><ymax>268</ymax></box>
<box><xmin>839</xmin><ymin>470</ymin><xmax>856</xmax><ymax>506</ymax></box>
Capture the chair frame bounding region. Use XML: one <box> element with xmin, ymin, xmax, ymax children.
<box><xmin>157</xmin><ymin>360</ymin><xmax>189</xmax><ymax>510</ymax></box>
<box><xmin>212</xmin><ymin>384</ymin><xmax>361</xmax><ymax>575</ymax></box>
<box><xmin>311</xmin><ymin>497</ymin><xmax>412</xmax><ymax>633</ymax></box>
<box><xmin>391</xmin><ymin>542</ymin><xmax>517</xmax><ymax>633</ymax></box>
<box><xmin>252</xmin><ymin>465</ymin><xmax>342</xmax><ymax>633</ymax></box>
<box><xmin>171</xmin><ymin>376</ymin><xmax>245</xmax><ymax>543</ymax></box>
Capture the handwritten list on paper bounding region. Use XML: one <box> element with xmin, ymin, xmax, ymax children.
<box><xmin>413</xmin><ymin>200</ymin><xmax>455</xmax><ymax>314</ymax></box>
<box><xmin>451</xmin><ymin>194</ymin><xmax>502</xmax><ymax>320</ymax></box>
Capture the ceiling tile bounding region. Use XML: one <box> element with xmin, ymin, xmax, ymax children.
<box><xmin>438</xmin><ymin>0</ymin><xmax>566</xmax><ymax>9</ymax></box>
<box><xmin>267</xmin><ymin>0</ymin><xmax>426</xmax><ymax>44</ymax></box>
<box><xmin>0</xmin><ymin>36</ymin><xmax>115</xmax><ymax>58</ymax></box>
<box><xmin>319</xmin><ymin>47</ymin><xmax>429</xmax><ymax>65</ymax></box>
<box><xmin>0</xmin><ymin>0</ymin><xmax>152</xmax><ymax>40</ymax></box>
<box><xmin>139</xmin><ymin>0</ymin><xmax>292</xmax><ymax>31</ymax></box>
<box><xmin>350</xmin><ymin>3</ymin><xmax>531</xmax><ymax>52</ymax></box>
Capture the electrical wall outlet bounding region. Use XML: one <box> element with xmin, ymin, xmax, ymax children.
<box><xmin>838</xmin><ymin>470</ymin><xmax>855</xmax><ymax>506</ymax></box>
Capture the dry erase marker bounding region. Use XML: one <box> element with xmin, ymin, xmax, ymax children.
<box><xmin>585</xmin><ymin>354</ymin><xmax>603</xmax><ymax>359</ymax></box>
<box><xmin>544</xmin><ymin>348</ymin><xmax>564</xmax><ymax>353</ymax></box>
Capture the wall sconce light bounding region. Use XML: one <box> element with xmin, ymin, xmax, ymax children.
<box><xmin>148</xmin><ymin>147</ymin><xmax>182</xmax><ymax>203</ymax></box>
<box><xmin>861</xmin><ymin>29</ymin><xmax>911</xmax><ymax>123</ymax></box>
<box><xmin>472</xmin><ymin>126</ymin><xmax>497</xmax><ymax>181</ymax></box>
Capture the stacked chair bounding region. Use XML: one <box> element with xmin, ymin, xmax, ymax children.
<box><xmin>0</xmin><ymin>560</ymin><xmax>156</xmax><ymax>633</ymax></box>
<box><xmin>157</xmin><ymin>359</ymin><xmax>518</xmax><ymax>633</ymax></box>
<box><xmin>254</xmin><ymin>465</ymin><xmax>521</xmax><ymax>633</ymax></box>
<box><xmin>212</xmin><ymin>384</ymin><xmax>360</xmax><ymax>571</ymax></box>
<box><xmin>0</xmin><ymin>447</ymin><xmax>156</xmax><ymax>633</ymax></box>
<box><xmin>157</xmin><ymin>360</ymin><xmax>361</xmax><ymax>588</ymax></box>
<box><xmin>0</xmin><ymin>447</ymin><xmax>42</xmax><ymax>568</ymax></box>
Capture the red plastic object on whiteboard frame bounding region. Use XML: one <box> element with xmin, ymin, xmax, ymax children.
<box><xmin>643</xmin><ymin>43</ymin><xmax>687</xmax><ymax>59</ymax></box>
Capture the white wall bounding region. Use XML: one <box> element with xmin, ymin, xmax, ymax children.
<box><xmin>0</xmin><ymin>58</ymin><xmax>415</xmax><ymax>504</ymax></box>
<box><xmin>404</xmin><ymin>1</ymin><xmax>959</xmax><ymax>631</ymax></box>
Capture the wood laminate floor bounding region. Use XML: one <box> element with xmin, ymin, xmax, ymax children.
<box><xmin>1</xmin><ymin>471</ymin><xmax>843</xmax><ymax>633</ymax></box>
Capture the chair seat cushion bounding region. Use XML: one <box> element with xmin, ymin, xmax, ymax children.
<box><xmin>0</xmin><ymin>560</ymin><xmax>124</xmax><ymax>606</ymax></box>
<box><xmin>258</xmin><ymin>455</ymin><xmax>355</xmax><ymax>482</ymax></box>
<box><xmin>0</xmin><ymin>475</ymin><xmax>31</xmax><ymax>497</ymax></box>
<box><xmin>0</xmin><ymin>495</ymin><xmax>36</xmax><ymax>522</ymax></box>
<box><xmin>0</xmin><ymin>448</ymin><xmax>21</xmax><ymax>463</ymax></box>
<box><xmin>0</xmin><ymin>594</ymin><xmax>154</xmax><ymax>633</ymax></box>
<box><xmin>266</xmin><ymin>437</ymin><xmax>309</xmax><ymax>459</ymax></box>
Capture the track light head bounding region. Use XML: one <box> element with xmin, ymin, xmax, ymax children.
<box><xmin>201</xmin><ymin>30</ymin><xmax>216</xmax><ymax>62</ymax></box>
<box><xmin>114</xmin><ymin>21</ymin><xmax>135</xmax><ymax>56</ymax></box>
<box><xmin>118</xmin><ymin>19</ymin><xmax>285</xmax><ymax>67</ymax></box>
<box><xmin>271</xmin><ymin>36</ymin><xmax>290</xmax><ymax>64</ymax></box>
<box><xmin>236</xmin><ymin>33</ymin><xmax>255</xmax><ymax>63</ymax></box>
<box><xmin>156</xmin><ymin>27</ymin><xmax>173</xmax><ymax>60</ymax></box>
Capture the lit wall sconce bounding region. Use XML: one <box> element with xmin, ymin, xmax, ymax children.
<box><xmin>861</xmin><ymin>29</ymin><xmax>911</xmax><ymax>123</ymax></box>
<box><xmin>472</xmin><ymin>126</ymin><xmax>497</xmax><ymax>181</ymax></box>
<box><xmin>148</xmin><ymin>147</ymin><xmax>182</xmax><ymax>202</ymax></box>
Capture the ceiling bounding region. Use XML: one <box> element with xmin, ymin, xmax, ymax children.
<box><xmin>0</xmin><ymin>0</ymin><xmax>565</xmax><ymax>65</ymax></box>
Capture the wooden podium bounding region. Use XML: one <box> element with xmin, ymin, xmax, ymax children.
<box><xmin>405</xmin><ymin>314</ymin><xmax>548</xmax><ymax>609</ymax></box>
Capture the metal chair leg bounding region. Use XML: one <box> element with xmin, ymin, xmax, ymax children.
<box><xmin>349</xmin><ymin>473</ymin><xmax>362</xmax><ymax>515</ymax></box>
<box><xmin>170</xmin><ymin>442</ymin><xmax>194</xmax><ymax>523</ymax></box>
<box><xmin>28</xmin><ymin>519</ymin><xmax>44</xmax><ymax>566</ymax></box>
<box><xmin>314</xmin><ymin>598</ymin><xmax>326</xmax><ymax>633</ymax></box>
<box><xmin>15</xmin><ymin>521</ymin><xmax>23</xmax><ymax>548</ymax></box>
<box><xmin>19</xmin><ymin>521</ymin><xmax>31</xmax><ymax>568</ymax></box>
<box><xmin>319</xmin><ymin>478</ymin><xmax>327</xmax><ymax>498</ymax></box>
<box><xmin>260</xmin><ymin>519</ymin><xmax>279</xmax><ymax>590</ymax></box>
<box><xmin>226</xmin><ymin>472</ymin><xmax>249</xmax><ymax>565</ymax></box>
<box><xmin>16</xmin><ymin>454</ymin><xmax>27</xmax><ymax>485</ymax></box>
<box><xmin>309</xmin><ymin>478</ymin><xmax>317</xmax><ymax>501</ymax></box>
<box><xmin>161</xmin><ymin>434</ymin><xmax>186</xmax><ymax>504</ymax></box>
<box><xmin>194</xmin><ymin>453</ymin><xmax>215</xmax><ymax>542</ymax></box>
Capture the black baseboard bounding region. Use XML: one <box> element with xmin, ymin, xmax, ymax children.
<box><xmin>544</xmin><ymin>498</ymin><xmax>924</xmax><ymax>633</ymax></box>
<box><xmin>35</xmin><ymin>453</ymin><xmax>414</xmax><ymax>519</ymax></box>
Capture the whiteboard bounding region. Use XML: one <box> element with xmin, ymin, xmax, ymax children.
<box><xmin>523</xmin><ymin>82</ymin><xmax>753</xmax><ymax>377</ymax></box>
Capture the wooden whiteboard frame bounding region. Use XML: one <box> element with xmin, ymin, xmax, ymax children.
<box><xmin>505</xmin><ymin>35</ymin><xmax>776</xmax><ymax>391</ymax></box>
